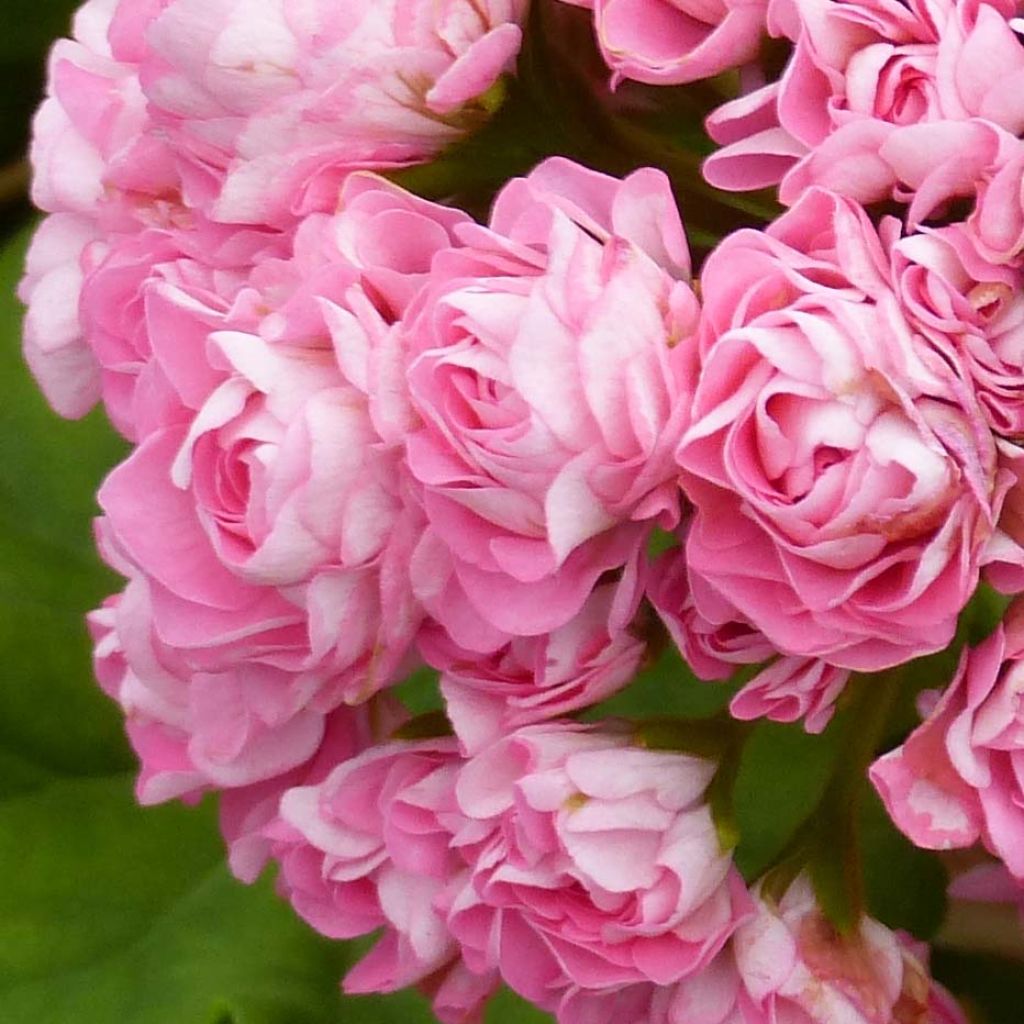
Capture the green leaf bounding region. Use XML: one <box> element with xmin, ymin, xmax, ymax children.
<box><xmin>732</xmin><ymin>719</ymin><xmax>843</xmax><ymax>881</ymax></box>
<box><xmin>0</xmin><ymin>776</ymin><xmax>361</xmax><ymax>1024</ymax></box>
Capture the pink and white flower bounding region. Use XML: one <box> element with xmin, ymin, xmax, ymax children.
<box><xmin>871</xmin><ymin>599</ymin><xmax>1024</xmax><ymax>879</ymax></box>
<box><xmin>445</xmin><ymin>722</ymin><xmax>751</xmax><ymax>1017</ymax></box>
<box><xmin>403</xmin><ymin>157</ymin><xmax>700</xmax><ymax>645</ymax></box>
<box><xmin>559</xmin><ymin>0</ymin><xmax>768</xmax><ymax>87</ymax></box>
<box><xmin>735</xmin><ymin>876</ymin><xmax>968</xmax><ymax>1023</ymax></box>
<box><xmin>267</xmin><ymin>738</ymin><xmax>497</xmax><ymax>1020</ymax></box>
<box><xmin>677</xmin><ymin>188</ymin><xmax>1009</xmax><ymax>671</ymax></box>
<box><xmin>134</xmin><ymin>0</ymin><xmax>528</xmax><ymax>226</ymax></box>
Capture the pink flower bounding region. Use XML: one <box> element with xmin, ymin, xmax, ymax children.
<box><xmin>403</xmin><ymin>157</ymin><xmax>700</xmax><ymax>644</ymax></box>
<box><xmin>555</xmin><ymin>950</ymin><xmax>767</xmax><ymax>1024</ymax></box>
<box><xmin>891</xmin><ymin>223</ymin><xmax>1024</xmax><ymax>438</ymax></box>
<box><xmin>219</xmin><ymin>700</ymin><xmax>405</xmax><ymax>881</ymax></box>
<box><xmin>735</xmin><ymin>876</ymin><xmax>968</xmax><ymax>1024</ymax></box>
<box><xmin>649</xmin><ymin>547</ymin><xmax>850</xmax><ymax>731</ymax></box>
<box><xmin>96</xmin><ymin>322</ymin><xmax>423</xmax><ymax>701</ymax></box>
<box><xmin>730</xmin><ymin>657</ymin><xmax>850</xmax><ymax>734</ymax></box>
<box><xmin>648</xmin><ymin>546</ymin><xmax>775</xmax><ymax>683</ymax></box>
<box><xmin>89</xmin><ymin>564</ymin><xmax>399</xmax><ymax>800</ymax></box>
<box><xmin>560</xmin><ymin>0</ymin><xmax>768</xmax><ymax>86</ymax></box>
<box><xmin>870</xmin><ymin>600</ymin><xmax>1024</xmax><ymax>879</ymax></box>
<box><xmin>20</xmin><ymin>0</ymin><xmax>188</xmax><ymax>420</ymax></box>
<box><xmin>267</xmin><ymin>739</ymin><xmax>497</xmax><ymax>1019</ymax></box>
<box><xmin>135</xmin><ymin>0</ymin><xmax>528</xmax><ymax>225</ymax></box>
<box><xmin>704</xmin><ymin>0</ymin><xmax>1024</xmax><ymax>212</ymax></box>
<box><xmin>445</xmin><ymin>722</ymin><xmax>751</xmax><ymax>1017</ymax></box>
<box><xmin>678</xmin><ymin>188</ymin><xmax>1009</xmax><ymax>671</ymax></box>
<box><xmin>421</xmin><ymin>580</ymin><xmax>647</xmax><ymax>755</ymax></box>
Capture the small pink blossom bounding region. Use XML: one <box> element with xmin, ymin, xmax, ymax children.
<box><xmin>678</xmin><ymin>188</ymin><xmax>1009</xmax><ymax>671</ymax></box>
<box><xmin>89</xmin><ymin>564</ymin><xmax>398</xmax><ymax>800</ymax></box>
<box><xmin>704</xmin><ymin>0</ymin><xmax>1024</xmax><ymax>214</ymax></box>
<box><xmin>445</xmin><ymin>722</ymin><xmax>751</xmax><ymax>1017</ymax></box>
<box><xmin>404</xmin><ymin>157</ymin><xmax>700</xmax><ymax>644</ymax></box>
<box><xmin>134</xmin><ymin>0</ymin><xmax>528</xmax><ymax>225</ymax></box>
<box><xmin>560</xmin><ymin>0</ymin><xmax>768</xmax><ymax>86</ymax></box>
<box><xmin>649</xmin><ymin>547</ymin><xmax>850</xmax><ymax>731</ymax></box>
<box><xmin>735</xmin><ymin>876</ymin><xmax>969</xmax><ymax>1024</ymax></box>
<box><xmin>871</xmin><ymin>600</ymin><xmax>1024</xmax><ymax>879</ymax></box>
<box><xmin>267</xmin><ymin>738</ymin><xmax>496</xmax><ymax>1019</ymax></box>
<box><xmin>421</xmin><ymin>580</ymin><xmax>647</xmax><ymax>755</ymax></box>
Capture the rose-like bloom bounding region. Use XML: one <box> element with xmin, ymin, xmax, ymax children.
<box><xmin>403</xmin><ymin>157</ymin><xmax>700</xmax><ymax>645</ymax></box>
<box><xmin>218</xmin><ymin>697</ymin><xmax>407</xmax><ymax>881</ymax></box>
<box><xmin>891</xmin><ymin>223</ymin><xmax>1024</xmax><ymax>438</ymax></box>
<box><xmin>444</xmin><ymin>722</ymin><xmax>751</xmax><ymax>1018</ymax></box>
<box><xmin>20</xmin><ymin>0</ymin><xmax>188</xmax><ymax>419</ymax></box>
<box><xmin>677</xmin><ymin>188</ymin><xmax>1010</xmax><ymax>671</ymax></box>
<box><xmin>98</xmin><ymin>321</ymin><xmax>423</xmax><ymax>701</ymax></box>
<box><xmin>649</xmin><ymin>546</ymin><xmax>850</xmax><ymax>731</ymax></box>
<box><xmin>421</xmin><ymin>579</ymin><xmax>647</xmax><ymax>755</ymax></box>
<box><xmin>89</xmin><ymin>566</ymin><xmax>392</xmax><ymax>801</ymax></box>
<box><xmin>266</xmin><ymin>739</ymin><xmax>498</xmax><ymax>1021</ymax></box>
<box><xmin>135</xmin><ymin>0</ymin><xmax>528</xmax><ymax>225</ymax></box>
<box><xmin>735</xmin><ymin>877</ymin><xmax>968</xmax><ymax>1023</ymax></box>
<box><xmin>729</xmin><ymin>657</ymin><xmax>850</xmax><ymax>734</ymax></box>
<box><xmin>870</xmin><ymin>599</ymin><xmax>1024</xmax><ymax>879</ymax></box>
<box><xmin>704</xmin><ymin>0</ymin><xmax>1024</xmax><ymax>210</ymax></box>
<box><xmin>554</xmin><ymin>949</ymin><xmax>768</xmax><ymax>1024</ymax></box>
<box><xmin>648</xmin><ymin>546</ymin><xmax>775</xmax><ymax>683</ymax></box>
<box><xmin>559</xmin><ymin>0</ymin><xmax>767</xmax><ymax>86</ymax></box>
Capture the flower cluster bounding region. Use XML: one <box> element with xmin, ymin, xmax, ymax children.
<box><xmin>22</xmin><ymin>0</ymin><xmax>1024</xmax><ymax>1018</ymax></box>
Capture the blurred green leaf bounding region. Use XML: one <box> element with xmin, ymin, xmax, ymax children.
<box><xmin>0</xmin><ymin>777</ymin><xmax>361</xmax><ymax>1024</ymax></box>
<box><xmin>732</xmin><ymin>719</ymin><xmax>843</xmax><ymax>881</ymax></box>
<box><xmin>860</xmin><ymin>790</ymin><xmax>948</xmax><ymax>941</ymax></box>
<box><xmin>932</xmin><ymin>950</ymin><xmax>1024</xmax><ymax>1024</ymax></box>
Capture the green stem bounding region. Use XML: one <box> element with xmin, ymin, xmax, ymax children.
<box><xmin>763</xmin><ymin>670</ymin><xmax>903</xmax><ymax>931</ymax></box>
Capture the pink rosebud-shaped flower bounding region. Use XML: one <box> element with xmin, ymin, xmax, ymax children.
<box><xmin>89</xmin><ymin>571</ymin><xmax>379</xmax><ymax>801</ymax></box>
<box><xmin>421</xmin><ymin>579</ymin><xmax>647</xmax><ymax>755</ymax></box>
<box><xmin>75</xmin><ymin>220</ymin><xmax>284</xmax><ymax>439</ymax></box>
<box><xmin>21</xmin><ymin>0</ymin><xmax>188</xmax><ymax>420</ymax></box>
<box><xmin>267</xmin><ymin>738</ymin><xmax>497</xmax><ymax>1016</ymax></box>
<box><xmin>649</xmin><ymin>546</ymin><xmax>850</xmax><ymax>731</ymax></box>
<box><xmin>871</xmin><ymin>599</ymin><xmax>1024</xmax><ymax>879</ymax></box>
<box><xmin>730</xmin><ymin>657</ymin><xmax>851</xmax><ymax>734</ymax></box>
<box><xmin>560</xmin><ymin>0</ymin><xmax>768</xmax><ymax>86</ymax></box>
<box><xmin>136</xmin><ymin>0</ymin><xmax>528</xmax><ymax>225</ymax></box>
<box><xmin>704</xmin><ymin>0</ymin><xmax>1024</xmax><ymax>210</ymax></box>
<box><xmin>678</xmin><ymin>188</ymin><xmax>1009</xmax><ymax>671</ymax></box>
<box><xmin>98</xmin><ymin>324</ymin><xmax>423</xmax><ymax>706</ymax></box>
<box><xmin>735</xmin><ymin>876</ymin><xmax>968</xmax><ymax>1024</ymax></box>
<box><xmin>218</xmin><ymin>697</ymin><xmax>406</xmax><ymax>882</ymax></box>
<box><xmin>891</xmin><ymin>222</ymin><xmax>1024</xmax><ymax>438</ymax></box>
<box><xmin>556</xmin><ymin>948</ymin><xmax>768</xmax><ymax>1024</ymax></box>
<box><xmin>445</xmin><ymin>722</ymin><xmax>751</xmax><ymax>1017</ymax></box>
<box><xmin>404</xmin><ymin>157</ymin><xmax>700</xmax><ymax>643</ymax></box>
<box><xmin>648</xmin><ymin>545</ymin><xmax>775</xmax><ymax>683</ymax></box>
